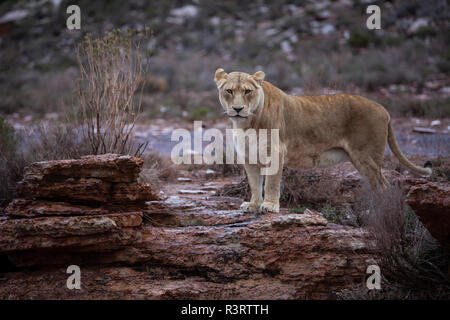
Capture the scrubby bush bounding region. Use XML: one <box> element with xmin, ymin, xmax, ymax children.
<box><xmin>215</xmin><ymin>167</ymin><xmax>342</xmax><ymax>208</ymax></box>
<box><xmin>0</xmin><ymin>117</ymin><xmax>24</xmax><ymax>209</ymax></box>
<box><xmin>344</xmin><ymin>183</ymin><xmax>450</xmax><ymax>299</ymax></box>
<box><xmin>376</xmin><ymin>94</ymin><xmax>450</xmax><ymax>118</ymax></box>
<box><xmin>0</xmin><ymin>118</ymin><xmax>91</xmax><ymax>211</ymax></box>
<box><xmin>75</xmin><ymin>28</ymin><xmax>151</xmax><ymax>157</ymax></box>
<box><xmin>139</xmin><ymin>151</ymin><xmax>178</xmax><ymax>192</ymax></box>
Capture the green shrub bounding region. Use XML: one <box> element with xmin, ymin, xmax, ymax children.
<box><xmin>0</xmin><ymin>117</ymin><xmax>23</xmax><ymax>209</ymax></box>
<box><xmin>0</xmin><ymin>116</ymin><xmax>16</xmax><ymax>156</ymax></box>
<box><xmin>348</xmin><ymin>30</ymin><xmax>371</xmax><ymax>48</ymax></box>
<box><xmin>189</xmin><ymin>106</ymin><xmax>210</xmax><ymax>120</ymax></box>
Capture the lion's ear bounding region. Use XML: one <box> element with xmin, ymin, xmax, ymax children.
<box><xmin>214</xmin><ymin>68</ymin><xmax>228</xmax><ymax>86</ymax></box>
<box><xmin>252</xmin><ymin>71</ymin><xmax>265</xmax><ymax>85</ymax></box>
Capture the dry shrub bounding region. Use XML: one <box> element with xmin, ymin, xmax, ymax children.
<box><xmin>139</xmin><ymin>151</ymin><xmax>178</xmax><ymax>191</ymax></box>
<box><xmin>215</xmin><ymin>167</ymin><xmax>341</xmax><ymax>208</ymax></box>
<box><xmin>0</xmin><ymin>117</ymin><xmax>25</xmax><ymax>210</ymax></box>
<box><xmin>280</xmin><ymin>168</ymin><xmax>341</xmax><ymax>207</ymax></box>
<box><xmin>215</xmin><ymin>176</ymin><xmax>251</xmax><ymax>199</ymax></box>
<box><xmin>76</xmin><ymin>28</ymin><xmax>150</xmax><ymax>157</ymax></box>
<box><xmin>350</xmin><ymin>182</ymin><xmax>450</xmax><ymax>299</ymax></box>
<box><xmin>0</xmin><ymin>119</ymin><xmax>91</xmax><ymax>211</ymax></box>
<box><xmin>24</xmin><ymin>123</ymin><xmax>91</xmax><ymax>163</ymax></box>
<box><xmin>430</xmin><ymin>156</ymin><xmax>450</xmax><ymax>182</ymax></box>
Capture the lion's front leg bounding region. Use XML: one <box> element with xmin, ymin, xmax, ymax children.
<box><xmin>240</xmin><ymin>163</ymin><xmax>263</xmax><ymax>213</ymax></box>
<box><xmin>260</xmin><ymin>151</ymin><xmax>284</xmax><ymax>214</ymax></box>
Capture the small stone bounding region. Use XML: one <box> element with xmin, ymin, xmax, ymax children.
<box><xmin>271</xmin><ymin>211</ymin><xmax>328</xmax><ymax>227</ymax></box>
<box><xmin>413</xmin><ymin>127</ymin><xmax>436</xmax><ymax>134</ymax></box>
<box><xmin>178</xmin><ymin>189</ymin><xmax>206</xmax><ymax>195</ymax></box>
<box><xmin>430</xmin><ymin>120</ymin><xmax>441</xmax><ymax>127</ymax></box>
<box><xmin>177</xmin><ymin>177</ymin><xmax>192</xmax><ymax>182</ymax></box>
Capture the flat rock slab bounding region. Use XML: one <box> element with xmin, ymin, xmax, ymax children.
<box><xmin>407</xmin><ymin>181</ymin><xmax>450</xmax><ymax>250</ymax></box>
<box><xmin>0</xmin><ymin>266</ymin><xmax>322</xmax><ymax>299</ymax></box>
<box><xmin>22</xmin><ymin>154</ymin><xmax>143</xmax><ymax>183</ymax></box>
<box><xmin>0</xmin><ymin>209</ymin><xmax>377</xmax><ymax>298</ymax></box>
<box><xmin>4</xmin><ymin>199</ymin><xmax>109</xmax><ymax>218</ymax></box>
<box><xmin>0</xmin><ymin>212</ymin><xmax>143</xmax><ymax>252</ymax></box>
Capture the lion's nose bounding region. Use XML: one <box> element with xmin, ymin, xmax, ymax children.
<box><xmin>232</xmin><ymin>106</ymin><xmax>244</xmax><ymax>113</ymax></box>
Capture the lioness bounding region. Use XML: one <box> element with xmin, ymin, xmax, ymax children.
<box><xmin>214</xmin><ymin>68</ymin><xmax>432</xmax><ymax>213</ymax></box>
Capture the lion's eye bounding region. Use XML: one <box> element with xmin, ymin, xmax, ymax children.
<box><xmin>245</xmin><ymin>89</ymin><xmax>252</xmax><ymax>95</ymax></box>
<box><xmin>226</xmin><ymin>89</ymin><xmax>233</xmax><ymax>95</ymax></box>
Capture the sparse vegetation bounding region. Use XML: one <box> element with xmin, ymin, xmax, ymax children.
<box><xmin>280</xmin><ymin>168</ymin><xmax>342</xmax><ymax>208</ymax></box>
<box><xmin>216</xmin><ymin>167</ymin><xmax>344</xmax><ymax>209</ymax></box>
<box><xmin>1</xmin><ymin>0</ymin><xmax>449</xmax><ymax>118</ymax></box>
<box><xmin>139</xmin><ymin>151</ymin><xmax>178</xmax><ymax>191</ymax></box>
<box><xmin>0</xmin><ymin>117</ymin><xmax>23</xmax><ymax>209</ymax></box>
<box><xmin>0</xmin><ymin>0</ymin><xmax>449</xmax><ymax>300</ymax></box>
<box><xmin>75</xmin><ymin>29</ymin><xmax>150</xmax><ymax>156</ymax></box>
<box><xmin>340</xmin><ymin>183</ymin><xmax>450</xmax><ymax>299</ymax></box>
<box><xmin>0</xmin><ymin>118</ymin><xmax>91</xmax><ymax>211</ymax></box>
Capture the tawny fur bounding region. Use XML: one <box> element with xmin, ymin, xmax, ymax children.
<box><xmin>214</xmin><ymin>69</ymin><xmax>432</xmax><ymax>213</ymax></box>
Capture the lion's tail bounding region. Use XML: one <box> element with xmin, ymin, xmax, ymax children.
<box><xmin>387</xmin><ymin>121</ymin><xmax>432</xmax><ymax>176</ymax></box>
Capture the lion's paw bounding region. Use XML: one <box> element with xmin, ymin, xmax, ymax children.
<box><xmin>240</xmin><ymin>201</ymin><xmax>261</xmax><ymax>213</ymax></box>
<box><xmin>259</xmin><ymin>201</ymin><xmax>280</xmax><ymax>213</ymax></box>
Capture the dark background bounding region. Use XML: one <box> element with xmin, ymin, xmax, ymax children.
<box><xmin>0</xmin><ymin>0</ymin><xmax>449</xmax><ymax>120</ymax></box>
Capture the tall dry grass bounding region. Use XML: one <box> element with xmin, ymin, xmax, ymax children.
<box><xmin>76</xmin><ymin>28</ymin><xmax>150</xmax><ymax>157</ymax></box>
<box><xmin>0</xmin><ymin>119</ymin><xmax>91</xmax><ymax>211</ymax></box>
<box><xmin>347</xmin><ymin>182</ymin><xmax>450</xmax><ymax>299</ymax></box>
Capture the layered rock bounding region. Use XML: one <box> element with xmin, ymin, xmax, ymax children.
<box><xmin>407</xmin><ymin>181</ymin><xmax>450</xmax><ymax>250</ymax></box>
<box><xmin>21</xmin><ymin>153</ymin><xmax>142</xmax><ymax>183</ymax></box>
<box><xmin>1</xmin><ymin>207</ymin><xmax>378</xmax><ymax>299</ymax></box>
<box><xmin>0</xmin><ymin>154</ymin><xmax>158</xmax><ymax>266</ymax></box>
<box><xmin>7</xmin><ymin>154</ymin><xmax>158</xmax><ymax>210</ymax></box>
<box><xmin>0</xmin><ymin>155</ymin><xmax>380</xmax><ymax>299</ymax></box>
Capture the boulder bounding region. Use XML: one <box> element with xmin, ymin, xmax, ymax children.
<box><xmin>5</xmin><ymin>154</ymin><xmax>158</xmax><ymax>218</ymax></box>
<box><xmin>0</xmin><ymin>154</ymin><xmax>155</xmax><ymax>268</ymax></box>
<box><xmin>0</xmin><ymin>154</ymin><xmax>379</xmax><ymax>299</ymax></box>
<box><xmin>407</xmin><ymin>181</ymin><xmax>450</xmax><ymax>250</ymax></box>
<box><xmin>111</xmin><ymin>182</ymin><xmax>159</xmax><ymax>203</ymax></box>
<box><xmin>21</xmin><ymin>154</ymin><xmax>143</xmax><ymax>184</ymax></box>
<box><xmin>0</xmin><ymin>208</ymin><xmax>377</xmax><ymax>299</ymax></box>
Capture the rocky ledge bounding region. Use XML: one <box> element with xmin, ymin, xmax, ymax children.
<box><xmin>1</xmin><ymin>191</ymin><xmax>378</xmax><ymax>299</ymax></box>
<box><xmin>407</xmin><ymin>181</ymin><xmax>450</xmax><ymax>251</ymax></box>
<box><xmin>0</xmin><ymin>155</ymin><xmax>446</xmax><ymax>299</ymax></box>
<box><xmin>0</xmin><ymin>154</ymin><xmax>158</xmax><ymax>267</ymax></box>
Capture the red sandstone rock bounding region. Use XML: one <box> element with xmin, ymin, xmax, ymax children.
<box><xmin>0</xmin><ymin>266</ymin><xmax>314</xmax><ymax>299</ymax></box>
<box><xmin>407</xmin><ymin>181</ymin><xmax>450</xmax><ymax>250</ymax></box>
<box><xmin>22</xmin><ymin>154</ymin><xmax>143</xmax><ymax>183</ymax></box>
<box><xmin>111</xmin><ymin>182</ymin><xmax>159</xmax><ymax>203</ymax></box>
<box><xmin>4</xmin><ymin>199</ymin><xmax>109</xmax><ymax>217</ymax></box>
<box><xmin>4</xmin><ymin>154</ymin><xmax>158</xmax><ymax>218</ymax></box>
<box><xmin>16</xmin><ymin>178</ymin><xmax>112</xmax><ymax>203</ymax></box>
<box><xmin>0</xmin><ymin>212</ymin><xmax>143</xmax><ymax>252</ymax></box>
<box><xmin>0</xmin><ymin>210</ymin><xmax>377</xmax><ymax>299</ymax></box>
<box><xmin>0</xmin><ymin>155</ymin><xmax>381</xmax><ymax>299</ymax></box>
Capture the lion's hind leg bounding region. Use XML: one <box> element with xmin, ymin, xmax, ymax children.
<box><xmin>347</xmin><ymin>150</ymin><xmax>388</xmax><ymax>189</ymax></box>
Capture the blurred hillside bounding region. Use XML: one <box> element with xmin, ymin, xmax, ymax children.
<box><xmin>1</xmin><ymin>0</ymin><xmax>449</xmax><ymax>119</ymax></box>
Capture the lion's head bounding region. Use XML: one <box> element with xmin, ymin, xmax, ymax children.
<box><xmin>214</xmin><ymin>68</ymin><xmax>265</xmax><ymax>120</ymax></box>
